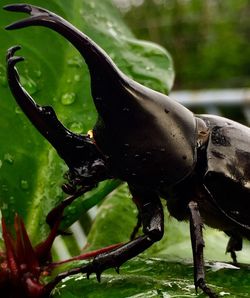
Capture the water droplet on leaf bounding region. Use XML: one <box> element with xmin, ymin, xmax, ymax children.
<box><xmin>0</xmin><ymin>64</ymin><xmax>7</xmax><ymax>87</ymax></box>
<box><xmin>69</xmin><ymin>122</ymin><xmax>84</xmax><ymax>134</ymax></box>
<box><xmin>20</xmin><ymin>180</ymin><xmax>29</xmax><ymax>190</ymax></box>
<box><xmin>20</xmin><ymin>76</ymin><xmax>38</xmax><ymax>95</ymax></box>
<box><xmin>15</xmin><ymin>107</ymin><xmax>22</xmax><ymax>114</ymax></box>
<box><xmin>61</xmin><ymin>92</ymin><xmax>76</xmax><ymax>105</ymax></box>
<box><xmin>4</xmin><ymin>153</ymin><xmax>14</xmax><ymax>164</ymax></box>
<box><xmin>67</xmin><ymin>56</ymin><xmax>83</xmax><ymax>68</ymax></box>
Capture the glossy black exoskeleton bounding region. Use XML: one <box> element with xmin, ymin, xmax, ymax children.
<box><xmin>4</xmin><ymin>4</ymin><xmax>250</xmax><ymax>297</ymax></box>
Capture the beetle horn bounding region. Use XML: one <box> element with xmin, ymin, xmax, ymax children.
<box><xmin>4</xmin><ymin>4</ymin><xmax>199</xmax><ymax>185</ymax></box>
<box><xmin>6</xmin><ymin>45</ymin><xmax>97</xmax><ymax>171</ymax></box>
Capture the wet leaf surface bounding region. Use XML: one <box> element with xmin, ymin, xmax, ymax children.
<box><xmin>52</xmin><ymin>257</ymin><xmax>250</xmax><ymax>298</ymax></box>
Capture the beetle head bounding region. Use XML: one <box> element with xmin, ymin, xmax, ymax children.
<box><xmin>6</xmin><ymin>46</ymin><xmax>109</xmax><ymax>192</ymax></box>
<box><xmin>5</xmin><ymin>4</ymin><xmax>199</xmax><ymax>187</ymax></box>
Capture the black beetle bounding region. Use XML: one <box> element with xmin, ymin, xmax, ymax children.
<box><xmin>4</xmin><ymin>4</ymin><xmax>250</xmax><ymax>297</ymax></box>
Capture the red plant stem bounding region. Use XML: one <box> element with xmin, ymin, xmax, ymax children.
<box><xmin>51</xmin><ymin>242</ymin><xmax>123</xmax><ymax>267</ymax></box>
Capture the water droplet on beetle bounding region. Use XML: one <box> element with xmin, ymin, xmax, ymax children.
<box><xmin>4</xmin><ymin>153</ymin><xmax>14</xmax><ymax>164</ymax></box>
<box><xmin>122</xmin><ymin>107</ymin><xmax>130</xmax><ymax>112</ymax></box>
<box><xmin>69</xmin><ymin>122</ymin><xmax>84</xmax><ymax>134</ymax></box>
<box><xmin>20</xmin><ymin>180</ymin><xmax>29</xmax><ymax>190</ymax></box>
<box><xmin>61</xmin><ymin>92</ymin><xmax>76</xmax><ymax>105</ymax></box>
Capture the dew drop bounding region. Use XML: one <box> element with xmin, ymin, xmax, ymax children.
<box><xmin>20</xmin><ymin>180</ymin><xmax>29</xmax><ymax>190</ymax></box>
<box><xmin>15</xmin><ymin>106</ymin><xmax>22</xmax><ymax>114</ymax></box>
<box><xmin>4</xmin><ymin>153</ymin><xmax>14</xmax><ymax>164</ymax></box>
<box><xmin>0</xmin><ymin>64</ymin><xmax>7</xmax><ymax>87</ymax></box>
<box><xmin>67</xmin><ymin>56</ymin><xmax>83</xmax><ymax>68</ymax></box>
<box><xmin>74</xmin><ymin>74</ymin><xmax>81</xmax><ymax>82</ymax></box>
<box><xmin>20</xmin><ymin>76</ymin><xmax>38</xmax><ymax>95</ymax></box>
<box><xmin>35</xmin><ymin>70</ymin><xmax>42</xmax><ymax>78</ymax></box>
<box><xmin>69</xmin><ymin>122</ymin><xmax>84</xmax><ymax>134</ymax></box>
<box><xmin>61</xmin><ymin>92</ymin><xmax>76</xmax><ymax>105</ymax></box>
<box><xmin>109</xmin><ymin>52</ymin><xmax>116</xmax><ymax>60</ymax></box>
<box><xmin>0</xmin><ymin>75</ymin><xmax>7</xmax><ymax>87</ymax></box>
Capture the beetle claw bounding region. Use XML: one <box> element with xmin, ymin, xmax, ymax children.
<box><xmin>4</xmin><ymin>4</ymin><xmax>33</xmax><ymax>13</ymax></box>
<box><xmin>6</xmin><ymin>44</ymin><xmax>21</xmax><ymax>58</ymax></box>
<box><xmin>4</xmin><ymin>4</ymin><xmax>44</xmax><ymax>30</ymax></box>
<box><xmin>6</xmin><ymin>45</ymin><xmax>24</xmax><ymax>71</ymax></box>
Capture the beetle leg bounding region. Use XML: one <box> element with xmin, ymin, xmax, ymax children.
<box><xmin>188</xmin><ymin>201</ymin><xmax>217</xmax><ymax>298</ymax></box>
<box><xmin>225</xmin><ymin>233</ymin><xmax>242</xmax><ymax>265</ymax></box>
<box><xmin>45</xmin><ymin>189</ymin><xmax>164</xmax><ymax>283</ymax></box>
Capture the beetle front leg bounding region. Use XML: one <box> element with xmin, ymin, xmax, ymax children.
<box><xmin>188</xmin><ymin>201</ymin><xmax>218</xmax><ymax>298</ymax></box>
<box><xmin>47</xmin><ymin>190</ymin><xmax>164</xmax><ymax>284</ymax></box>
<box><xmin>85</xmin><ymin>190</ymin><xmax>164</xmax><ymax>280</ymax></box>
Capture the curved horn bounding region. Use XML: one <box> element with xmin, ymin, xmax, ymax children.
<box><xmin>4</xmin><ymin>4</ymin><xmax>122</xmax><ymax>80</ymax></box>
<box><xmin>4</xmin><ymin>4</ymin><xmax>198</xmax><ymax>185</ymax></box>
<box><xmin>6</xmin><ymin>46</ymin><xmax>95</xmax><ymax>170</ymax></box>
<box><xmin>4</xmin><ymin>3</ymin><xmax>131</xmax><ymax>123</ymax></box>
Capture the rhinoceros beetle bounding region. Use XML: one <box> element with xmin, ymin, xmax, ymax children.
<box><xmin>4</xmin><ymin>3</ymin><xmax>250</xmax><ymax>297</ymax></box>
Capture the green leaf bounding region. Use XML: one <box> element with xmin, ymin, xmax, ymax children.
<box><xmin>0</xmin><ymin>0</ymin><xmax>174</xmax><ymax>245</ymax></box>
<box><xmin>52</xmin><ymin>258</ymin><xmax>250</xmax><ymax>297</ymax></box>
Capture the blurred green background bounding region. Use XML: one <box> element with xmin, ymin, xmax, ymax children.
<box><xmin>118</xmin><ymin>0</ymin><xmax>250</xmax><ymax>89</ymax></box>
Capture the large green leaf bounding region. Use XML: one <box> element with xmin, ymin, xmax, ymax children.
<box><xmin>51</xmin><ymin>257</ymin><xmax>250</xmax><ymax>297</ymax></box>
<box><xmin>0</xmin><ymin>0</ymin><xmax>174</xmax><ymax>244</ymax></box>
